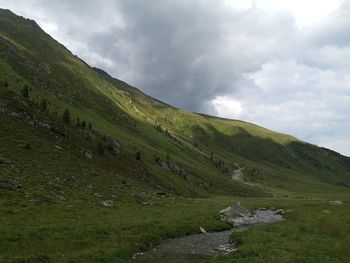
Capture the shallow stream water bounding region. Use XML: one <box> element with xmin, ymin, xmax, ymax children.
<box><xmin>130</xmin><ymin>207</ymin><xmax>284</xmax><ymax>263</ymax></box>
<box><xmin>130</xmin><ymin>227</ymin><xmax>247</xmax><ymax>263</ymax></box>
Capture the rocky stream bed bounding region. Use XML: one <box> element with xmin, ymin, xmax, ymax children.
<box><xmin>130</xmin><ymin>202</ymin><xmax>285</xmax><ymax>263</ymax></box>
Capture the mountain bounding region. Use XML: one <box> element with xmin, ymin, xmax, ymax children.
<box><xmin>1</xmin><ymin>8</ymin><xmax>350</xmax><ymax>197</ymax></box>
<box><xmin>1</xmin><ymin>9</ymin><xmax>350</xmax><ymax>263</ymax></box>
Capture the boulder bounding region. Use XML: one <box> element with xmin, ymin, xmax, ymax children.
<box><xmin>199</xmin><ymin>226</ymin><xmax>207</xmax><ymax>234</ymax></box>
<box><xmin>215</xmin><ymin>244</ymin><xmax>236</xmax><ymax>255</ymax></box>
<box><xmin>160</xmin><ymin>160</ymin><xmax>170</xmax><ymax>170</ymax></box>
<box><xmin>101</xmin><ymin>200</ymin><xmax>113</xmax><ymax>207</ymax></box>
<box><xmin>85</xmin><ymin>151</ymin><xmax>93</xmax><ymax>160</ymax></box>
<box><xmin>111</xmin><ymin>139</ymin><xmax>121</xmax><ymax>154</ymax></box>
<box><xmin>219</xmin><ymin>202</ymin><xmax>252</xmax><ymax>220</ymax></box>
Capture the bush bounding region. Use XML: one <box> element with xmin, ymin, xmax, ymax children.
<box><xmin>135</xmin><ymin>151</ymin><xmax>141</xmax><ymax>161</ymax></box>
<box><xmin>40</xmin><ymin>99</ymin><xmax>47</xmax><ymax>112</ymax></box>
<box><xmin>76</xmin><ymin>118</ymin><xmax>81</xmax><ymax>126</ymax></box>
<box><xmin>21</xmin><ymin>142</ymin><xmax>32</xmax><ymax>149</ymax></box>
<box><xmin>21</xmin><ymin>85</ymin><xmax>29</xmax><ymax>98</ymax></box>
<box><xmin>97</xmin><ymin>142</ymin><xmax>105</xmax><ymax>155</ymax></box>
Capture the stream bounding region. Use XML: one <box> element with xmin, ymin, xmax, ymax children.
<box><xmin>130</xmin><ymin>204</ymin><xmax>284</xmax><ymax>263</ymax></box>
<box><xmin>130</xmin><ymin>227</ymin><xmax>246</xmax><ymax>263</ymax></box>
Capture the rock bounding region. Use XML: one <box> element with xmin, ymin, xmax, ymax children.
<box><xmin>94</xmin><ymin>193</ymin><xmax>102</xmax><ymax>198</ymax></box>
<box><xmin>37</xmin><ymin>120</ymin><xmax>53</xmax><ymax>129</ymax></box>
<box><xmin>85</xmin><ymin>151</ymin><xmax>93</xmax><ymax>160</ymax></box>
<box><xmin>219</xmin><ymin>202</ymin><xmax>252</xmax><ymax>220</ymax></box>
<box><xmin>101</xmin><ymin>200</ymin><xmax>113</xmax><ymax>207</ymax></box>
<box><xmin>199</xmin><ymin>226</ymin><xmax>207</xmax><ymax>234</ymax></box>
<box><xmin>107</xmin><ymin>139</ymin><xmax>122</xmax><ymax>154</ymax></box>
<box><xmin>215</xmin><ymin>243</ymin><xmax>236</xmax><ymax>255</ymax></box>
<box><xmin>156</xmin><ymin>158</ymin><xmax>188</xmax><ymax>177</ymax></box>
<box><xmin>135</xmin><ymin>192</ymin><xmax>147</xmax><ymax>203</ymax></box>
<box><xmin>220</xmin><ymin>202</ymin><xmax>283</xmax><ymax>227</ymax></box>
<box><xmin>112</xmin><ymin>139</ymin><xmax>121</xmax><ymax>149</ymax></box>
<box><xmin>0</xmin><ymin>178</ymin><xmax>21</xmax><ymax>191</ymax></box>
<box><xmin>328</xmin><ymin>200</ymin><xmax>343</xmax><ymax>205</ymax></box>
<box><xmin>160</xmin><ymin>160</ymin><xmax>170</xmax><ymax>170</ymax></box>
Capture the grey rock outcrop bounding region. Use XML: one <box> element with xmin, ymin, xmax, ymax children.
<box><xmin>155</xmin><ymin>157</ymin><xmax>188</xmax><ymax>179</ymax></box>
<box><xmin>111</xmin><ymin>139</ymin><xmax>121</xmax><ymax>154</ymax></box>
<box><xmin>220</xmin><ymin>202</ymin><xmax>283</xmax><ymax>227</ymax></box>
<box><xmin>101</xmin><ymin>200</ymin><xmax>114</xmax><ymax>207</ymax></box>
<box><xmin>219</xmin><ymin>202</ymin><xmax>251</xmax><ymax>220</ymax></box>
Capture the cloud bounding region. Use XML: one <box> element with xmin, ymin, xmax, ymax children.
<box><xmin>0</xmin><ymin>0</ymin><xmax>350</xmax><ymax>155</ymax></box>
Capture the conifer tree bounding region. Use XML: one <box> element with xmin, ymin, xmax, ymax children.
<box><xmin>21</xmin><ymin>85</ymin><xmax>29</xmax><ymax>98</ymax></box>
<box><xmin>62</xmin><ymin>109</ymin><xmax>70</xmax><ymax>124</ymax></box>
<box><xmin>40</xmin><ymin>99</ymin><xmax>47</xmax><ymax>111</ymax></box>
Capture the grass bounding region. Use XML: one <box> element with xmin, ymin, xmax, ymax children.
<box><xmin>2</xmin><ymin>192</ymin><xmax>350</xmax><ymax>262</ymax></box>
<box><xmin>0</xmin><ymin>197</ymin><xmax>232</xmax><ymax>263</ymax></box>
<box><xmin>210</xmin><ymin>197</ymin><xmax>350</xmax><ymax>263</ymax></box>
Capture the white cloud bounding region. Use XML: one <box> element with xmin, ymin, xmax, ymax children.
<box><xmin>224</xmin><ymin>0</ymin><xmax>342</xmax><ymax>27</ymax></box>
<box><xmin>212</xmin><ymin>96</ymin><xmax>243</xmax><ymax>118</ymax></box>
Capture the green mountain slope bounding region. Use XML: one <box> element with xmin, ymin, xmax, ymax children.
<box><xmin>1</xmin><ymin>8</ymin><xmax>349</xmax><ymax>200</ymax></box>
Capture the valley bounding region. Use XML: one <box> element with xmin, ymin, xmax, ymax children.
<box><xmin>0</xmin><ymin>8</ymin><xmax>349</xmax><ymax>263</ymax></box>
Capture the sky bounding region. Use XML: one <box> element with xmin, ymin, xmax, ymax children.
<box><xmin>1</xmin><ymin>0</ymin><xmax>350</xmax><ymax>155</ymax></box>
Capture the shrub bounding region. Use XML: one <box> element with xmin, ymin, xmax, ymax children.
<box><xmin>21</xmin><ymin>142</ymin><xmax>32</xmax><ymax>149</ymax></box>
<box><xmin>97</xmin><ymin>142</ymin><xmax>105</xmax><ymax>155</ymax></box>
<box><xmin>40</xmin><ymin>99</ymin><xmax>47</xmax><ymax>112</ymax></box>
<box><xmin>62</xmin><ymin>109</ymin><xmax>70</xmax><ymax>124</ymax></box>
<box><xmin>135</xmin><ymin>151</ymin><xmax>141</xmax><ymax>161</ymax></box>
<box><xmin>21</xmin><ymin>85</ymin><xmax>29</xmax><ymax>98</ymax></box>
<box><xmin>76</xmin><ymin>118</ymin><xmax>81</xmax><ymax>126</ymax></box>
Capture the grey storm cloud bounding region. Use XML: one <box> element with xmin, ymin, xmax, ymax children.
<box><xmin>0</xmin><ymin>0</ymin><xmax>297</xmax><ymax>110</ymax></box>
<box><xmin>1</xmin><ymin>0</ymin><xmax>350</xmax><ymax>155</ymax></box>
